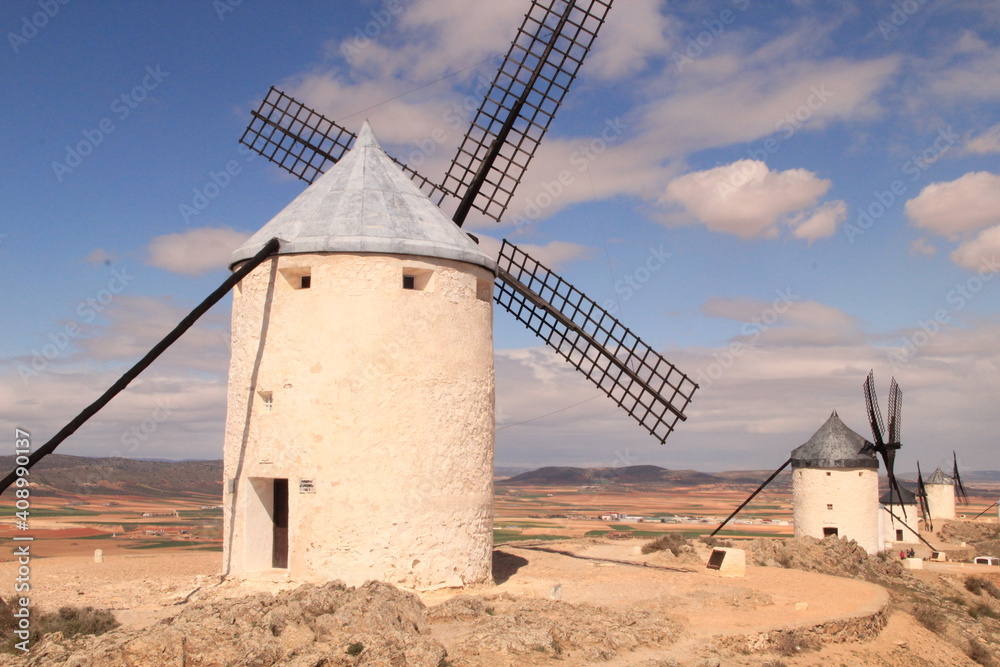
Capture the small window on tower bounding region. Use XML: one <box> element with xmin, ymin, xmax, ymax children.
<box><xmin>259</xmin><ymin>391</ymin><xmax>273</xmax><ymax>411</ymax></box>
<box><xmin>279</xmin><ymin>267</ymin><xmax>312</xmax><ymax>290</ymax></box>
<box><xmin>826</xmin><ymin>471</ymin><xmax>832</xmax><ymax>476</ymax></box>
<box><xmin>827</xmin><ymin>504</ymin><xmax>833</xmax><ymax>510</ymax></box>
<box><xmin>401</xmin><ymin>268</ymin><xmax>433</xmax><ymax>291</ymax></box>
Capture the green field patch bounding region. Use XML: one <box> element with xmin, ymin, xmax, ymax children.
<box><xmin>493</xmin><ymin>531</ymin><xmax>567</xmax><ymax>544</ymax></box>
<box><xmin>608</xmin><ymin>524</ymin><xmax>634</xmax><ymax>531</ymax></box>
<box><xmin>585</xmin><ymin>530</ymin><xmax>610</xmax><ymax>537</ymax></box>
<box><xmin>0</xmin><ymin>507</ymin><xmax>100</xmax><ymax>517</ymax></box>
<box><xmin>122</xmin><ymin>540</ymin><xmax>217</xmax><ymax>550</ymax></box>
<box><xmin>178</xmin><ymin>509</ymin><xmax>222</xmax><ymax>518</ymax></box>
<box><xmin>191</xmin><ymin>545</ymin><xmax>223</xmax><ymax>552</ymax></box>
<box><xmin>498</xmin><ymin>521</ymin><xmax>565</xmax><ymax>528</ymax></box>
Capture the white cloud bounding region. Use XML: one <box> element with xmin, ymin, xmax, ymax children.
<box><xmin>949</xmin><ymin>225</ymin><xmax>1000</xmax><ymax>272</ymax></box>
<box><xmin>662</xmin><ymin>160</ymin><xmax>832</xmax><ymax>238</ymax></box>
<box><xmin>965</xmin><ymin>123</ymin><xmax>1000</xmax><ymax>154</ymax></box>
<box><xmin>905</xmin><ymin>172</ymin><xmax>1000</xmax><ymax>240</ymax></box>
<box><xmin>789</xmin><ymin>199</ymin><xmax>847</xmax><ymax>242</ymax></box>
<box><xmin>478</xmin><ymin>235</ymin><xmax>593</xmax><ymax>269</ymax></box>
<box><xmin>145</xmin><ymin>227</ymin><xmax>250</xmax><ymax>276</ymax></box>
<box><xmin>587</xmin><ymin>0</ymin><xmax>676</xmax><ymax>79</ymax></box>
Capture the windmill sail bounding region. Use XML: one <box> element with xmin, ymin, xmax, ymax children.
<box><xmin>916</xmin><ymin>461</ymin><xmax>933</xmax><ymax>532</ymax></box>
<box><xmin>953</xmin><ymin>451</ymin><xmax>969</xmax><ymax>505</ymax></box>
<box><xmin>443</xmin><ymin>0</ymin><xmax>612</xmax><ymax>223</ymax></box>
<box><xmin>240</xmin><ymin>87</ymin><xmax>449</xmax><ymax>201</ymax></box>
<box><xmin>863</xmin><ymin>371</ymin><xmax>905</xmax><ymax>519</ymax></box>
<box><xmin>495</xmin><ymin>240</ymin><xmax>697</xmax><ymax>443</ymax></box>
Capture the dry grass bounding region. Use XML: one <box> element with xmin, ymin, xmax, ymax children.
<box><xmin>913</xmin><ymin>606</ymin><xmax>947</xmax><ymax>635</ymax></box>
<box><xmin>641</xmin><ymin>533</ymin><xmax>688</xmax><ymax>556</ymax></box>
<box><xmin>966</xmin><ymin>576</ymin><xmax>1000</xmax><ymax>599</ymax></box>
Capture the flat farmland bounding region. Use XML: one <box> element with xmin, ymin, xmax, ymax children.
<box><xmin>0</xmin><ymin>492</ymin><xmax>223</xmax><ymax>559</ymax></box>
<box><xmin>494</xmin><ymin>482</ymin><xmax>794</xmax><ymax>544</ymax></box>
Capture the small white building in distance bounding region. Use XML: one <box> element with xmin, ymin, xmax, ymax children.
<box><xmin>791</xmin><ymin>411</ymin><xmax>880</xmax><ymax>554</ymax></box>
<box><xmin>878</xmin><ymin>485</ymin><xmax>920</xmax><ymax>546</ymax></box>
<box><xmin>925</xmin><ymin>467</ymin><xmax>956</xmax><ymax>521</ymax></box>
<box><xmin>222</xmin><ymin>122</ymin><xmax>496</xmax><ymax>590</ymax></box>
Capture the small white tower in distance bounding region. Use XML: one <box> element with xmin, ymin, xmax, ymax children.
<box><xmin>925</xmin><ymin>468</ymin><xmax>956</xmax><ymax>521</ymax></box>
<box><xmin>222</xmin><ymin>122</ymin><xmax>496</xmax><ymax>590</ymax></box>
<box><xmin>791</xmin><ymin>411</ymin><xmax>880</xmax><ymax>554</ymax></box>
<box><xmin>878</xmin><ymin>485</ymin><xmax>920</xmax><ymax>546</ymax></box>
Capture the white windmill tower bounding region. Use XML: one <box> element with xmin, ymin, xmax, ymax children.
<box><xmin>222</xmin><ymin>123</ymin><xmax>496</xmax><ymax>588</ymax></box>
<box><xmin>924</xmin><ymin>467</ymin><xmax>956</xmax><ymax>521</ymax></box>
<box><xmin>790</xmin><ymin>411</ymin><xmax>880</xmax><ymax>554</ymax></box>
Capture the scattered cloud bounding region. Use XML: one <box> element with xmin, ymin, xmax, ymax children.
<box><xmin>661</xmin><ymin>160</ymin><xmax>833</xmax><ymax>239</ymax></box>
<box><xmin>145</xmin><ymin>227</ymin><xmax>250</xmax><ymax>276</ymax></box>
<box><xmin>949</xmin><ymin>225</ymin><xmax>1000</xmax><ymax>272</ymax></box>
<box><xmin>910</xmin><ymin>238</ymin><xmax>937</xmax><ymax>256</ymax></box>
<box><xmin>965</xmin><ymin>122</ymin><xmax>1000</xmax><ymax>154</ymax></box>
<box><xmin>84</xmin><ymin>248</ymin><xmax>116</xmax><ymax>266</ymax></box>
<box><xmin>478</xmin><ymin>235</ymin><xmax>593</xmax><ymax>269</ymax></box>
<box><xmin>789</xmin><ymin>200</ymin><xmax>847</xmax><ymax>242</ymax></box>
<box><xmin>905</xmin><ymin>172</ymin><xmax>1000</xmax><ymax>242</ymax></box>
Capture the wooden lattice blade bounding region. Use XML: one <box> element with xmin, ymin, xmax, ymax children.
<box><xmin>240</xmin><ymin>87</ymin><xmax>448</xmax><ymax>201</ymax></box>
<box><xmin>494</xmin><ymin>240</ymin><xmax>697</xmax><ymax>443</ymax></box>
<box><xmin>442</xmin><ymin>0</ymin><xmax>613</xmax><ymax>222</ymax></box>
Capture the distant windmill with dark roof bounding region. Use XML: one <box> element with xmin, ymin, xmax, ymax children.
<box><xmin>790</xmin><ymin>410</ymin><xmax>880</xmax><ymax>554</ymax></box>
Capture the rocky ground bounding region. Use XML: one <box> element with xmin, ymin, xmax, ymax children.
<box><xmin>1</xmin><ymin>531</ymin><xmax>999</xmax><ymax>666</ymax></box>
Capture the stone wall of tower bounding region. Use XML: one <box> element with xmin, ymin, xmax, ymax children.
<box><xmin>792</xmin><ymin>467</ymin><xmax>879</xmax><ymax>554</ymax></box>
<box><xmin>926</xmin><ymin>483</ymin><xmax>956</xmax><ymax>521</ymax></box>
<box><xmin>223</xmin><ymin>252</ymin><xmax>495</xmax><ymax>590</ymax></box>
<box><xmin>878</xmin><ymin>503</ymin><xmax>920</xmax><ymax>546</ymax></box>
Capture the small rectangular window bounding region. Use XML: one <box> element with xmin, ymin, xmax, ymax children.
<box><xmin>401</xmin><ymin>268</ymin><xmax>433</xmax><ymax>291</ymax></box>
<box><xmin>259</xmin><ymin>391</ymin><xmax>273</xmax><ymax>411</ymax></box>
<box><xmin>826</xmin><ymin>504</ymin><xmax>833</xmax><ymax>510</ymax></box>
<box><xmin>402</xmin><ymin>275</ymin><xmax>415</xmax><ymax>290</ymax></box>
<box><xmin>300</xmin><ymin>275</ymin><xmax>311</xmax><ymax>289</ymax></box>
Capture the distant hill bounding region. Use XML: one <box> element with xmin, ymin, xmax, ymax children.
<box><xmin>501</xmin><ymin>465</ymin><xmax>721</xmax><ymax>486</ymax></box>
<box><xmin>0</xmin><ymin>454</ymin><xmax>222</xmax><ymax>499</ymax></box>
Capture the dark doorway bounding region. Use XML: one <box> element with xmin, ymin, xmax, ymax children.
<box><xmin>272</xmin><ymin>478</ymin><xmax>288</xmax><ymax>568</ymax></box>
<box><xmin>823</xmin><ymin>527</ymin><xmax>839</xmax><ymax>537</ymax></box>
<box><xmin>896</xmin><ymin>529</ymin><xmax>904</xmax><ymax>541</ymax></box>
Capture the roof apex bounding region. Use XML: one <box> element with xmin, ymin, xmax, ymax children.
<box><xmin>230</xmin><ymin>120</ymin><xmax>495</xmax><ymax>272</ymax></box>
<box><xmin>791</xmin><ymin>410</ymin><xmax>878</xmax><ymax>469</ymax></box>
<box><xmin>926</xmin><ymin>467</ymin><xmax>954</xmax><ymax>485</ymax></box>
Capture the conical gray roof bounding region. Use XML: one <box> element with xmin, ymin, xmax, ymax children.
<box><xmin>231</xmin><ymin>121</ymin><xmax>495</xmax><ymax>272</ymax></box>
<box><xmin>880</xmin><ymin>484</ymin><xmax>917</xmax><ymax>505</ymax></box>
<box><xmin>926</xmin><ymin>467</ymin><xmax>953</xmax><ymax>485</ymax></box>
<box><xmin>790</xmin><ymin>410</ymin><xmax>878</xmax><ymax>469</ymax></box>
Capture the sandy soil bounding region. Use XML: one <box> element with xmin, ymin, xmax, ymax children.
<box><xmin>2</xmin><ymin>539</ymin><xmax>987</xmax><ymax>665</ymax></box>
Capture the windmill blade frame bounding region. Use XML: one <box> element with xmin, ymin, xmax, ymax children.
<box><xmin>240</xmin><ymin>87</ymin><xmax>449</xmax><ymax>201</ymax></box>
<box><xmin>443</xmin><ymin>0</ymin><xmax>612</xmax><ymax>224</ymax></box>
<box><xmin>887</xmin><ymin>377</ymin><xmax>901</xmax><ymax>445</ymax></box>
<box><xmin>916</xmin><ymin>461</ymin><xmax>933</xmax><ymax>532</ymax></box>
<box><xmin>862</xmin><ymin>371</ymin><xmax>905</xmax><ymax>519</ymax></box>
<box><xmin>953</xmin><ymin>451</ymin><xmax>970</xmax><ymax>505</ymax></box>
<box><xmin>494</xmin><ymin>240</ymin><xmax>697</xmax><ymax>443</ymax></box>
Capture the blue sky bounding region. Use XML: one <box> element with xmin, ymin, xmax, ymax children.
<box><xmin>2</xmin><ymin>0</ymin><xmax>998</xmax><ymax>473</ymax></box>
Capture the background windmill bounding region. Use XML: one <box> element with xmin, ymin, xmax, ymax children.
<box><xmin>237</xmin><ymin>0</ymin><xmax>697</xmax><ymax>444</ymax></box>
<box><xmin>952</xmin><ymin>451</ymin><xmax>970</xmax><ymax>506</ymax></box>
